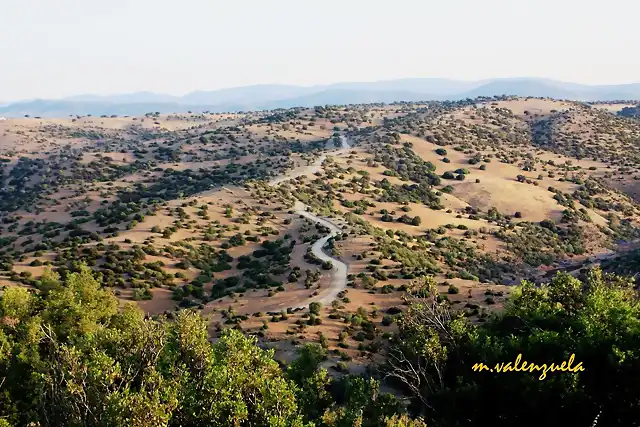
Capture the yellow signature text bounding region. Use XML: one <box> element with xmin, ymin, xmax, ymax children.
<box><xmin>472</xmin><ymin>353</ymin><xmax>585</xmax><ymax>380</ymax></box>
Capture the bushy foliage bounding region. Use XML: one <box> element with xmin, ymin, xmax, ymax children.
<box><xmin>0</xmin><ymin>265</ymin><xmax>420</xmax><ymax>427</ymax></box>
<box><xmin>387</xmin><ymin>271</ymin><xmax>640</xmax><ymax>426</ymax></box>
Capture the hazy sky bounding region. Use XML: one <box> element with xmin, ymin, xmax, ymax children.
<box><xmin>1</xmin><ymin>0</ymin><xmax>638</xmax><ymax>101</ymax></box>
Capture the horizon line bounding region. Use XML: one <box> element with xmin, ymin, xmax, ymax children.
<box><xmin>4</xmin><ymin>76</ymin><xmax>640</xmax><ymax>104</ymax></box>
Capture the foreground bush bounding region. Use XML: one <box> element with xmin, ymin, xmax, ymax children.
<box><xmin>0</xmin><ymin>265</ymin><xmax>417</xmax><ymax>427</ymax></box>
<box><xmin>387</xmin><ymin>270</ymin><xmax>640</xmax><ymax>426</ymax></box>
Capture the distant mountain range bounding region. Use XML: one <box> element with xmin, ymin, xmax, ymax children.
<box><xmin>2</xmin><ymin>78</ymin><xmax>640</xmax><ymax>117</ymax></box>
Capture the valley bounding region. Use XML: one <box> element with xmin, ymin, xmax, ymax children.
<box><xmin>1</xmin><ymin>98</ymin><xmax>638</xmax><ymax>362</ymax></box>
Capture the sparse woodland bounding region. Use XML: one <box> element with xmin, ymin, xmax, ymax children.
<box><xmin>0</xmin><ymin>97</ymin><xmax>639</xmax><ymax>425</ymax></box>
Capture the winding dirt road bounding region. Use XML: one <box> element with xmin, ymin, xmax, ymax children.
<box><xmin>269</xmin><ymin>136</ymin><xmax>351</xmax><ymax>309</ymax></box>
